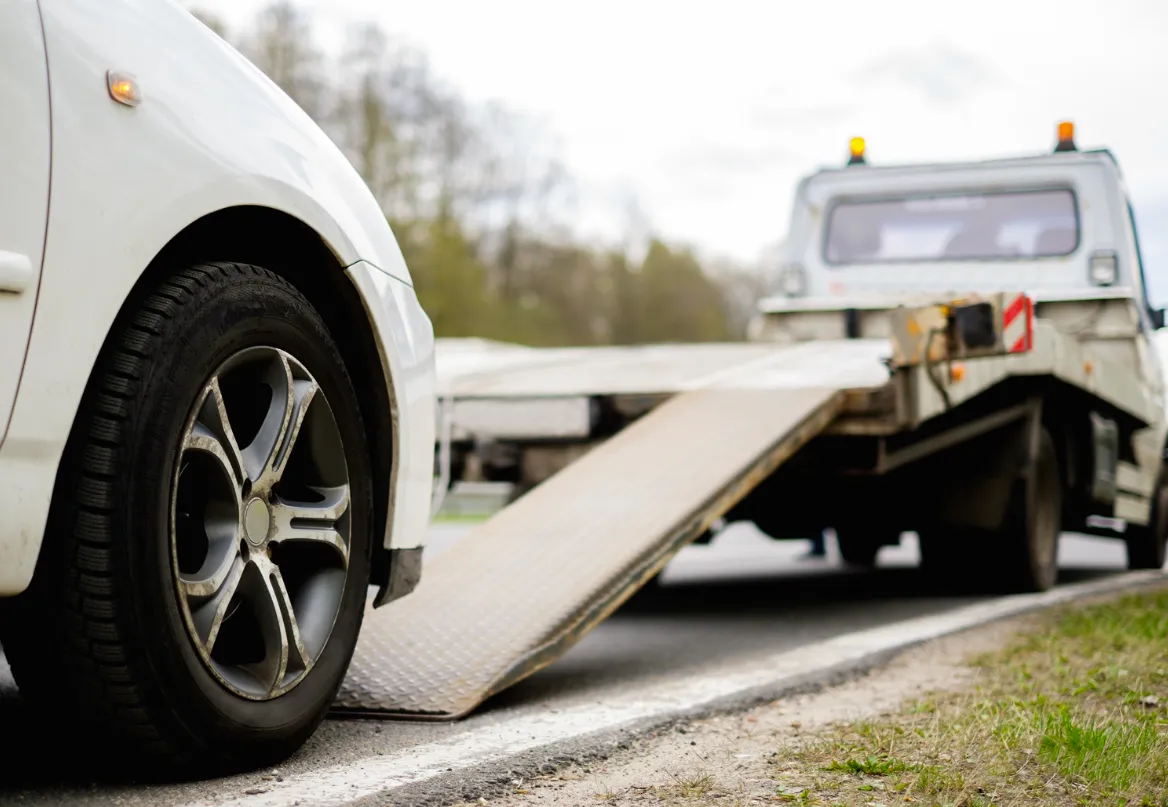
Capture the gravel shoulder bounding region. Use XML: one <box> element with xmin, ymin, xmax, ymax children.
<box><xmin>475</xmin><ymin>585</ymin><xmax>1168</xmax><ymax>807</ymax></box>
<box><xmin>470</xmin><ymin>617</ymin><xmax>1027</xmax><ymax>806</ymax></box>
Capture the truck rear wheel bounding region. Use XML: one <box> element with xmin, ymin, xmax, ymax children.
<box><xmin>917</xmin><ymin>529</ymin><xmax>969</xmax><ymax>582</ymax></box>
<box><xmin>835</xmin><ymin>528</ymin><xmax>899</xmax><ymax>569</ymax></box>
<box><xmin>990</xmin><ymin>426</ymin><xmax>1061</xmax><ymax>592</ymax></box>
<box><xmin>919</xmin><ymin>427</ymin><xmax>1060</xmax><ymax>593</ymax></box>
<box><xmin>1125</xmin><ymin>465</ymin><xmax>1168</xmax><ymax>570</ymax></box>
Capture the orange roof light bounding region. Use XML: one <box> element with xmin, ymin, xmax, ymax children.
<box><xmin>1054</xmin><ymin>120</ymin><xmax>1077</xmax><ymax>152</ymax></box>
<box><xmin>847</xmin><ymin>136</ymin><xmax>866</xmax><ymax>165</ymax></box>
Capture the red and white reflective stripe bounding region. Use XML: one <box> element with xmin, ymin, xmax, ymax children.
<box><xmin>1002</xmin><ymin>293</ymin><xmax>1034</xmax><ymax>353</ymax></box>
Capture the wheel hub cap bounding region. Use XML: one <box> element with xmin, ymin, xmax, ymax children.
<box><xmin>170</xmin><ymin>346</ymin><xmax>351</xmax><ymax>701</ymax></box>
<box><xmin>244</xmin><ymin>498</ymin><xmax>271</xmax><ymax>548</ymax></box>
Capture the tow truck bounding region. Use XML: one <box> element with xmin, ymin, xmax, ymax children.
<box><xmin>326</xmin><ymin>121</ymin><xmax>1168</xmax><ymax>722</ymax></box>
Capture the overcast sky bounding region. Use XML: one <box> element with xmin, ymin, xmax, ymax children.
<box><xmin>189</xmin><ymin>0</ymin><xmax>1168</xmax><ymax>301</ymax></box>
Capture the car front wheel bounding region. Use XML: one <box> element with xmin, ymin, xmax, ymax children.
<box><xmin>1</xmin><ymin>262</ymin><xmax>373</xmax><ymax>775</ymax></box>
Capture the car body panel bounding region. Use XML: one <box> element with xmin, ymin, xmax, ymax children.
<box><xmin>0</xmin><ymin>0</ymin><xmax>435</xmax><ymax>595</ymax></box>
<box><xmin>0</xmin><ymin>0</ymin><xmax>52</xmax><ymax>446</ymax></box>
<box><xmin>346</xmin><ymin>261</ymin><xmax>436</xmax><ymax>551</ymax></box>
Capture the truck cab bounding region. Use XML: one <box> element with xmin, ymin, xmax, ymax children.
<box><xmin>730</xmin><ymin>123</ymin><xmax>1168</xmax><ymax>580</ymax></box>
<box><xmin>752</xmin><ymin>122</ymin><xmax>1167</xmax><ymax>425</ymax></box>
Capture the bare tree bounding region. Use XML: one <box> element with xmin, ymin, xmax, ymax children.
<box><xmin>225</xmin><ymin>3</ymin><xmax>748</xmax><ymax>347</ymax></box>
<box><xmin>242</xmin><ymin>1</ymin><xmax>328</xmax><ymax>120</ymax></box>
<box><xmin>188</xmin><ymin>7</ymin><xmax>228</xmax><ymax>38</ymax></box>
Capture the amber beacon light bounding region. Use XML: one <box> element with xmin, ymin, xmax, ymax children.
<box><xmin>847</xmin><ymin>136</ymin><xmax>866</xmax><ymax>165</ymax></box>
<box><xmin>1054</xmin><ymin>120</ymin><xmax>1076</xmax><ymax>152</ymax></box>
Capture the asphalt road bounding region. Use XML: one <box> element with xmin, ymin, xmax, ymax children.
<box><xmin>0</xmin><ymin>523</ymin><xmax>1132</xmax><ymax>806</ymax></box>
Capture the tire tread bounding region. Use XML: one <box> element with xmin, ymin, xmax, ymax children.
<box><xmin>1</xmin><ymin>261</ymin><xmax>351</xmax><ymax>773</ymax></box>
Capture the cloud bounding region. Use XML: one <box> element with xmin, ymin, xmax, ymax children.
<box><xmin>645</xmin><ymin>141</ymin><xmax>797</xmax><ymax>205</ymax></box>
<box><xmin>850</xmin><ymin>41</ymin><xmax>998</xmax><ymax>103</ymax></box>
<box><xmin>748</xmin><ymin>104</ymin><xmax>857</xmax><ymax>131</ymax></box>
<box><xmin>659</xmin><ymin>141</ymin><xmax>797</xmax><ymax>176</ymax></box>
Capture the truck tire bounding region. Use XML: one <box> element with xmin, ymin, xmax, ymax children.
<box><xmin>0</xmin><ymin>263</ymin><xmax>373</xmax><ymax>776</ymax></box>
<box><xmin>991</xmin><ymin>426</ymin><xmax>1062</xmax><ymax>592</ymax></box>
<box><xmin>917</xmin><ymin>529</ymin><xmax>969</xmax><ymax>582</ymax></box>
<box><xmin>918</xmin><ymin>427</ymin><xmax>1060</xmax><ymax>593</ymax></box>
<box><xmin>1124</xmin><ymin>465</ymin><xmax>1168</xmax><ymax>570</ymax></box>
<box><xmin>835</xmin><ymin>528</ymin><xmax>898</xmax><ymax>569</ymax></box>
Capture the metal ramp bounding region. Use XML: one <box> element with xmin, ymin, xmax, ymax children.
<box><xmin>333</xmin><ymin>383</ymin><xmax>845</xmax><ymax>719</ymax></box>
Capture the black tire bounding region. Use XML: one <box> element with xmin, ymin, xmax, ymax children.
<box><xmin>919</xmin><ymin>428</ymin><xmax>1061</xmax><ymax>594</ymax></box>
<box><xmin>836</xmin><ymin>528</ymin><xmax>898</xmax><ymax>569</ymax></box>
<box><xmin>1125</xmin><ymin>463</ymin><xmax>1168</xmax><ymax>570</ymax></box>
<box><xmin>0</xmin><ymin>262</ymin><xmax>373</xmax><ymax>777</ymax></box>
<box><xmin>987</xmin><ymin>426</ymin><xmax>1062</xmax><ymax>593</ymax></box>
<box><xmin>917</xmin><ymin>528</ymin><xmax>970</xmax><ymax>581</ymax></box>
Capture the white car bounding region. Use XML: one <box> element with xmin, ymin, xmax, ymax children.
<box><xmin>0</xmin><ymin>0</ymin><xmax>436</xmax><ymax>773</ymax></box>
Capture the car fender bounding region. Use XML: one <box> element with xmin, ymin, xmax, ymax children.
<box><xmin>0</xmin><ymin>0</ymin><xmax>430</xmax><ymax>595</ymax></box>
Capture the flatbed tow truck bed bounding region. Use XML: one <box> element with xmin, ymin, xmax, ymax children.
<box><xmin>331</xmin><ymin>127</ymin><xmax>1168</xmax><ymax>723</ymax></box>
<box><xmin>333</xmin><ymin>294</ymin><xmax>1163</xmax><ymax>719</ymax></box>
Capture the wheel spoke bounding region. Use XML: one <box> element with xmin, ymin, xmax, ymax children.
<box><xmin>171</xmin><ymin>345</ymin><xmax>351</xmax><ymax>701</ymax></box>
<box><xmin>269</xmin><ymin>485</ymin><xmax>350</xmax><ymax>567</ymax></box>
<box><xmin>242</xmin><ymin>353</ymin><xmax>318</xmax><ymax>494</ymax></box>
<box><xmin>271</xmin><ymin>566</ymin><xmax>312</xmax><ymax>674</ymax></box>
<box><xmin>183</xmin><ymin>378</ymin><xmax>247</xmax><ymax>490</ymax></box>
<box><xmin>189</xmin><ymin>555</ymin><xmax>245</xmax><ymax>654</ymax></box>
<box><xmin>243</xmin><ymin>558</ymin><xmax>293</xmax><ymax>695</ymax></box>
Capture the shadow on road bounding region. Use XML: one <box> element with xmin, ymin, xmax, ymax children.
<box><xmin>475</xmin><ymin>562</ymin><xmax>1128</xmax><ymax>715</ymax></box>
<box><xmin>0</xmin><ymin>561</ymin><xmax>1130</xmax><ymax>789</ymax></box>
<box><xmin>624</xmin><ymin>564</ymin><xmax>1124</xmax><ymax>613</ymax></box>
<box><xmin>0</xmin><ymin>674</ymin><xmax>114</xmax><ymax>788</ymax></box>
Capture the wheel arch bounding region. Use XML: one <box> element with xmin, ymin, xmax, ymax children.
<box><xmin>97</xmin><ymin>205</ymin><xmax>398</xmax><ymax>592</ymax></box>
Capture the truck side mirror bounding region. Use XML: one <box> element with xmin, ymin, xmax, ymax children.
<box><xmin>1151</xmin><ymin>308</ymin><xmax>1166</xmax><ymax>330</ymax></box>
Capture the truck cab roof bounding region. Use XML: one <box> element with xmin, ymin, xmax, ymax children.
<box><xmin>804</xmin><ymin>146</ymin><xmax>1123</xmax><ymax>183</ymax></box>
<box><xmin>764</xmin><ymin>125</ymin><xmax>1154</xmax><ymax>320</ymax></box>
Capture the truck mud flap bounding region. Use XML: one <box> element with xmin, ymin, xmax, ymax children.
<box><xmin>332</xmin><ymin>385</ymin><xmax>844</xmax><ymax>719</ymax></box>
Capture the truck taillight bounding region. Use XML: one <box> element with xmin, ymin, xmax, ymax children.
<box><xmin>1089</xmin><ymin>250</ymin><xmax>1118</xmax><ymax>286</ymax></box>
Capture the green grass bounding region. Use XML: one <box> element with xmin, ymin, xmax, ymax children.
<box><xmin>539</xmin><ymin>589</ymin><xmax>1168</xmax><ymax>807</ymax></box>
<box><xmin>823</xmin><ymin>754</ymin><xmax>910</xmax><ymax>777</ymax></box>
<box><xmin>664</xmin><ymin>771</ymin><xmax>716</xmax><ymax>798</ymax></box>
<box><xmin>786</xmin><ymin>589</ymin><xmax>1168</xmax><ymax>806</ymax></box>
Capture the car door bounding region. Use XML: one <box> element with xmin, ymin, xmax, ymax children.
<box><xmin>0</xmin><ymin>0</ymin><xmax>52</xmax><ymax>446</ymax></box>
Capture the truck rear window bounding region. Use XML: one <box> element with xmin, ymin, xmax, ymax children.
<box><xmin>823</xmin><ymin>188</ymin><xmax>1079</xmax><ymax>264</ymax></box>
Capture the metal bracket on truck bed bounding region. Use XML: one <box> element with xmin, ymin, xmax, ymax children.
<box><xmin>889</xmin><ymin>292</ymin><xmax>1035</xmax><ymax>368</ymax></box>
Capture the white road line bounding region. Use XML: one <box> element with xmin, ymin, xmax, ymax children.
<box><xmin>189</xmin><ymin>571</ymin><xmax>1165</xmax><ymax>807</ymax></box>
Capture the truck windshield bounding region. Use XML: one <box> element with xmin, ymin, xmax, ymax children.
<box><xmin>823</xmin><ymin>188</ymin><xmax>1079</xmax><ymax>265</ymax></box>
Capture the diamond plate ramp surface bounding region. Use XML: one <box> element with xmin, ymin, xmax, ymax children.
<box><xmin>335</xmin><ymin>385</ymin><xmax>843</xmax><ymax>718</ymax></box>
